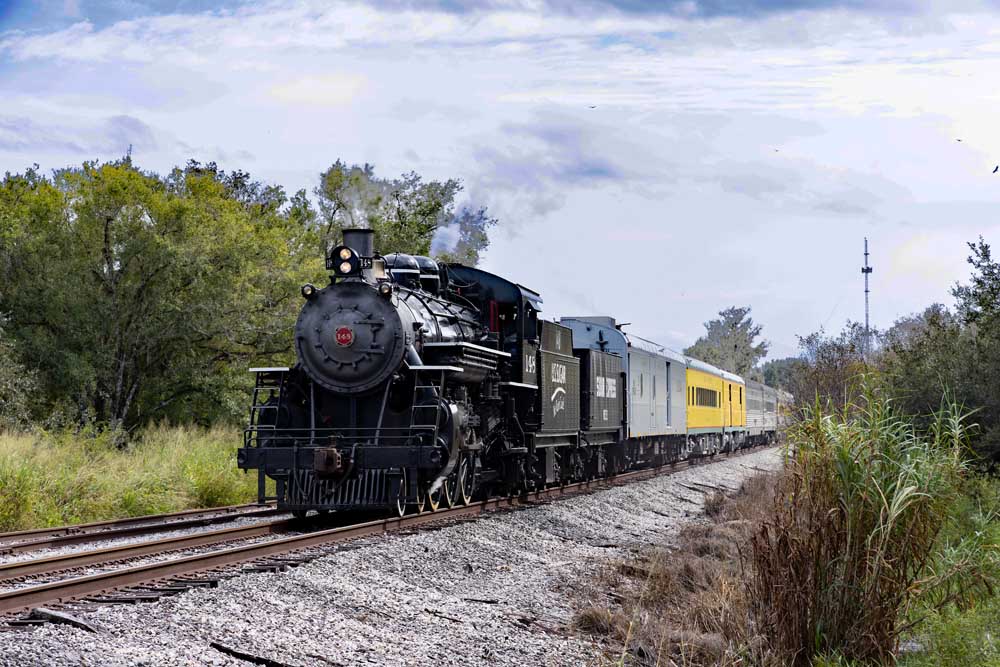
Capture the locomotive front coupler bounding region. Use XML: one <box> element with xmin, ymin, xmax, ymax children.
<box><xmin>313</xmin><ymin>447</ymin><xmax>346</xmax><ymax>478</ymax></box>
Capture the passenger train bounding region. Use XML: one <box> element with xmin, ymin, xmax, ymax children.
<box><xmin>237</xmin><ymin>229</ymin><xmax>791</xmax><ymax>516</ymax></box>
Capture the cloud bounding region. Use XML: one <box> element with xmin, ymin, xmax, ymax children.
<box><xmin>465</xmin><ymin>116</ymin><xmax>632</xmax><ymax>223</ymax></box>
<box><xmin>2</xmin><ymin>0</ymin><xmax>1000</xmax><ymax>359</ymax></box>
<box><xmin>347</xmin><ymin>0</ymin><xmax>995</xmax><ymax>19</ymax></box>
<box><xmin>269</xmin><ymin>74</ymin><xmax>368</xmax><ymax>108</ymax></box>
<box><xmin>0</xmin><ymin>114</ymin><xmax>157</xmax><ymax>154</ymax></box>
<box><xmin>104</xmin><ymin>115</ymin><xmax>157</xmax><ymax>152</ymax></box>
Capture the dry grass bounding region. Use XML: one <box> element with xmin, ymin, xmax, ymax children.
<box><xmin>574</xmin><ymin>471</ymin><xmax>779</xmax><ymax>666</ymax></box>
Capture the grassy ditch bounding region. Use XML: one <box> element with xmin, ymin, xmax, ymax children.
<box><xmin>576</xmin><ymin>387</ymin><xmax>1000</xmax><ymax>666</ymax></box>
<box><xmin>0</xmin><ymin>424</ymin><xmax>262</xmax><ymax>531</ymax></box>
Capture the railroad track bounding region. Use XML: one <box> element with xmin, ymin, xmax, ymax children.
<box><xmin>0</xmin><ymin>446</ymin><xmax>770</xmax><ymax>622</ymax></box>
<box><xmin>0</xmin><ymin>502</ymin><xmax>279</xmax><ymax>554</ymax></box>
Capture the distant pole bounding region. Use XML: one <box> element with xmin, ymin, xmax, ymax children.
<box><xmin>862</xmin><ymin>237</ymin><xmax>873</xmax><ymax>357</ymax></box>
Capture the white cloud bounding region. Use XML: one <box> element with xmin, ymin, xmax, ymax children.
<box><xmin>269</xmin><ymin>73</ymin><xmax>368</xmax><ymax>108</ymax></box>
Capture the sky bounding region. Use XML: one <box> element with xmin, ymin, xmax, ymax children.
<box><xmin>2</xmin><ymin>0</ymin><xmax>1000</xmax><ymax>359</ymax></box>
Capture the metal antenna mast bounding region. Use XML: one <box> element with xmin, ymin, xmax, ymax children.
<box><xmin>862</xmin><ymin>237</ymin><xmax>873</xmax><ymax>355</ymax></box>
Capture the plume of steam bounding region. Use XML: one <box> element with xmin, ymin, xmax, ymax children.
<box><xmin>431</xmin><ymin>223</ymin><xmax>461</xmax><ymax>255</ymax></box>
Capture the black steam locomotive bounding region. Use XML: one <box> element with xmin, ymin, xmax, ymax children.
<box><xmin>237</xmin><ymin>228</ymin><xmax>635</xmax><ymax>516</ymax></box>
<box><xmin>237</xmin><ymin>229</ymin><xmax>769</xmax><ymax>517</ymax></box>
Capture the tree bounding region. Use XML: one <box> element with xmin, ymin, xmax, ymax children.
<box><xmin>0</xmin><ymin>321</ymin><xmax>36</xmax><ymax>430</ymax></box>
<box><xmin>314</xmin><ymin>160</ymin><xmax>494</xmax><ymax>264</ymax></box>
<box><xmin>953</xmin><ymin>237</ymin><xmax>1000</xmax><ymax>326</ymax></box>
<box><xmin>881</xmin><ymin>239</ymin><xmax>1000</xmax><ymax>460</ymax></box>
<box><xmin>761</xmin><ymin>356</ymin><xmax>807</xmax><ymax>392</ymax></box>
<box><xmin>0</xmin><ymin>159</ymin><xmax>323</xmax><ymax>431</ymax></box>
<box><xmin>684</xmin><ymin>306</ymin><xmax>769</xmax><ymax>377</ymax></box>
<box><xmin>791</xmin><ymin>322</ymin><xmax>872</xmax><ymax>407</ymax></box>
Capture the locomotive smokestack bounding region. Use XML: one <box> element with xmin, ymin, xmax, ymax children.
<box><xmin>343</xmin><ymin>228</ymin><xmax>374</xmax><ymax>258</ymax></box>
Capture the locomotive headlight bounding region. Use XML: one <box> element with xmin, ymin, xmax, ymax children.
<box><xmin>338</xmin><ymin>248</ymin><xmax>353</xmax><ymax>261</ymax></box>
<box><xmin>378</xmin><ymin>281</ymin><xmax>393</xmax><ymax>298</ymax></box>
<box><xmin>339</xmin><ymin>261</ymin><xmax>352</xmax><ymax>274</ymax></box>
<box><xmin>301</xmin><ymin>283</ymin><xmax>317</xmax><ymax>299</ymax></box>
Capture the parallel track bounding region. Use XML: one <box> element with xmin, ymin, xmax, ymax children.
<box><xmin>0</xmin><ymin>518</ymin><xmax>295</xmax><ymax>581</ymax></box>
<box><xmin>0</xmin><ymin>446</ymin><xmax>769</xmax><ymax>618</ymax></box>
<box><xmin>0</xmin><ymin>503</ymin><xmax>277</xmax><ymax>550</ymax></box>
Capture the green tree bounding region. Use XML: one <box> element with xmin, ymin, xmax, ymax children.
<box><xmin>792</xmin><ymin>322</ymin><xmax>871</xmax><ymax>407</ymax></box>
<box><xmin>0</xmin><ymin>321</ymin><xmax>36</xmax><ymax>430</ymax></box>
<box><xmin>883</xmin><ymin>239</ymin><xmax>1000</xmax><ymax>460</ymax></box>
<box><xmin>315</xmin><ymin>160</ymin><xmax>494</xmax><ymax>264</ymax></box>
<box><xmin>761</xmin><ymin>356</ymin><xmax>807</xmax><ymax>393</ymax></box>
<box><xmin>0</xmin><ymin>159</ymin><xmax>322</xmax><ymax>430</ymax></box>
<box><xmin>684</xmin><ymin>306</ymin><xmax>769</xmax><ymax>377</ymax></box>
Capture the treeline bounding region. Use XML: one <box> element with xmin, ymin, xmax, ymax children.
<box><xmin>763</xmin><ymin>239</ymin><xmax>1000</xmax><ymax>460</ymax></box>
<box><xmin>678</xmin><ymin>239</ymin><xmax>998</xmax><ymax>458</ymax></box>
<box><xmin>0</xmin><ymin>158</ymin><xmax>495</xmax><ymax>433</ymax></box>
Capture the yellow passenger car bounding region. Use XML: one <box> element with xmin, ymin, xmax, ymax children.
<box><xmin>685</xmin><ymin>358</ymin><xmax>746</xmax><ymax>454</ymax></box>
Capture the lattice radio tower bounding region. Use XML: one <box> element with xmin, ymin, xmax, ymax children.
<box><xmin>862</xmin><ymin>237</ymin><xmax>873</xmax><ymax>356</ymax></box>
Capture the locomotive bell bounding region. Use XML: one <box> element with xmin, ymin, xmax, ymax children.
<box><xmin>294</xmin><ymin>281</ymin><xmax>413</xmax><ymax>394</ymax></box>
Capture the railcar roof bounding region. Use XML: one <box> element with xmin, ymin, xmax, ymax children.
<box><xmin>685</xmin><ymin>356</ymin><xmax>746</xmax><ymax>384</ymax></box>
<box><xmin>625</xmin><ymin>332</ymin><xmax>687</xmax><ymax>363</ymax></box>
<box><xmin>560</xmin><ymin>316</ymin><xmax>686</xmax><ymax>363</ymax></box>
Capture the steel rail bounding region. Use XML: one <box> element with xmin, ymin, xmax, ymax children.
<box><xmin>0</xmin><ymin>508</ymin><xmax>284</xmax><ymax>556</ymax></box>
<box><xmin>0</xmin><ymin>502</ymin><xmax>276</xmax><ymax>546</ymax></box>
<box><xmin>0</xmin><ymin>446</ymin><xmax>769</xmax><ymax>615</ymax></box>
<box><xmin>0</xmin><ymin>518</ymin><xmax>295</xmax><ymax>581</ymax></box>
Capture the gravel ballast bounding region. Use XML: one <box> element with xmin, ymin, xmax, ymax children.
<box><xmin>0</xmin><ymin>449</ymin><xmax>781</xmax><ymax>667</ymax></box>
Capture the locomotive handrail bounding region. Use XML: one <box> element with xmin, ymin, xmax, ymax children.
<box><xmin>422</xmin><ymin>341</ymin><xmax>512</xmax><ymax>357</ymax></box>
<box><xmin>405</xmin><ymin>365</ymin><xmax>465</xmax><ymax>372</ymax></box>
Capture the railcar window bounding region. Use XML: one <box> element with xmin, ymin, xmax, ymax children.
<box><xmin>740</xmin><ymin>387</ymin><xmax>743</xmax><ymax>404</ymax></box>
<box><xmin>729</xmin><ymin>385</ymin><xmax>732</xmax><ymax>401</ymax></box>
<box><xmin>695</xmin><ymin>387</ymin><xmax>719</xmax><ymax>408</ymax></box>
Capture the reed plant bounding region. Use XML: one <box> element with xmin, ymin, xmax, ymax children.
<box><xmin>747</xmin><ymin>380</ymin><xmax>996</xmax><ymax>665</ymax></box>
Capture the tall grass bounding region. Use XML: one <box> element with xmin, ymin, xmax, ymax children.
<box><xmin>748</xmin><ymin>382</ymin><xmax>995</xmax><ymax>665</ymax></box>
<box><xmin>0</xmin><ymin>424</ymin><xmax>261</xmax><ymax>531</ymax></box>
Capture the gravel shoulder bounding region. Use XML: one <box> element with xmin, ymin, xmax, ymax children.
<box><xmin>0</xmin><ymin>449</ymin><xmax>782</xmax><ymax>667</ymax></box>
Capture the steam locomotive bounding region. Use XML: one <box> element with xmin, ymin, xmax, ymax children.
<box><xmin>236</xmin><ymin>229</ymin><xmax>788</xmax><ymax>516</ymax></box>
